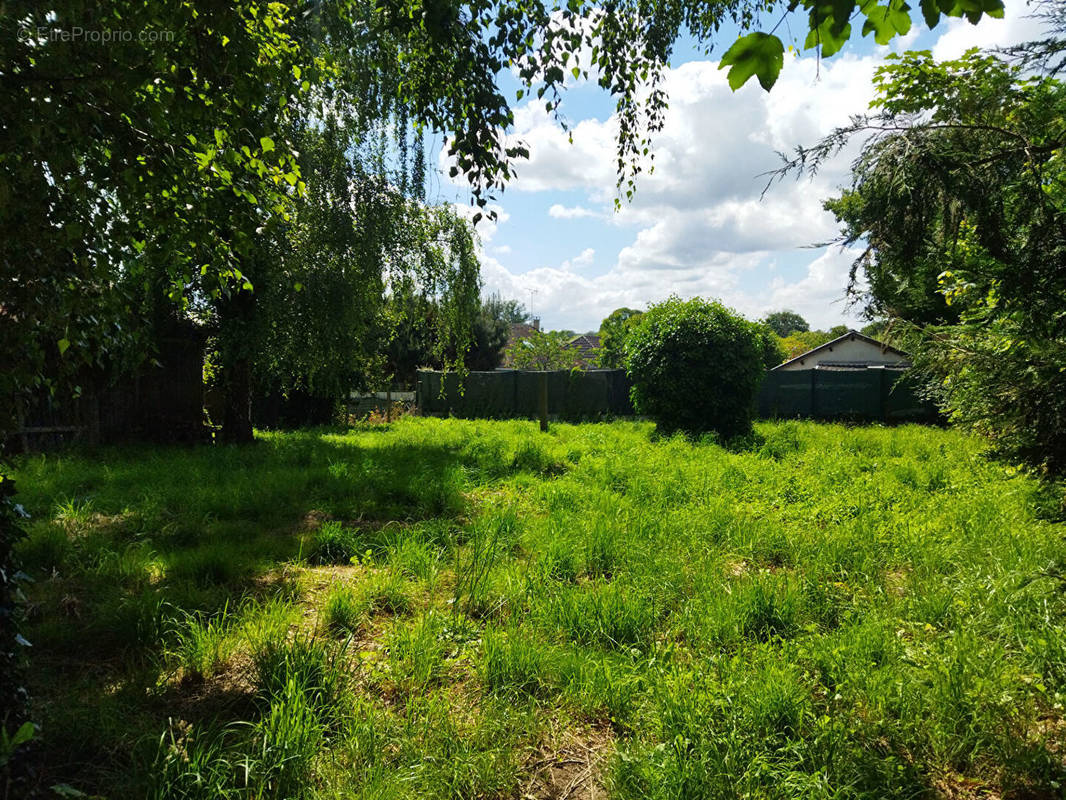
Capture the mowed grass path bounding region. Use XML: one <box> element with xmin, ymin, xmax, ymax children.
<box><xmin>13</xmin><ymin>418</ymin><xmax>1066</xmax><ymax>798</ymax></box>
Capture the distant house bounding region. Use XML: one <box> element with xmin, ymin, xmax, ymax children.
<box><xmin>500</xmin><ymin>321</ymin><xmax>603</xmax><ymax>369</ymax></box>
<box><xmin>501</xmin><ymin>318</ymin><xmax>541</xmax><ymax>367</ymax></box>
<box><xmin>772</xmin><ymin>330</ymin><xmax>910</xmax><ymax>372</ymax></box>
<box><xmin>567</xmin><ymin>333</ymin><xmax>601</xmax><ymax>368</ymax></box>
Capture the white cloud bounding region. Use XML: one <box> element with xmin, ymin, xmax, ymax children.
<box><xmin>932</xmin><ymin>0</ymin><xmax>1047</xmax><ymax>60</ymax></box>
<box><xmin>476</xmin><ymin>54</ymin><xmax>876</xmax><ymax>329</ymax></box>
<box><xmin>753</xmin><ymin>247</ymin><xmax>867</xmax><ymax>329</ymax></box>
<box><xmin>548</xmin><ymin>203</ymin><xmax>602</xmax><ymax>219</ymax></box>
<box><xmin>476</xmin><ymin>244</ymin><xmax>860</xmax><ymax>332</ymax></box>
<box><xmin>561</xmin><ymin>247</ymin><xmax>596</xmax><ymax>270</ymax></box>
<box><xmin>499</xmin><ymin>108</ymin><xmax>617</xmax><ymax>192</ymax></box>
<box><xmin>891</xmin><ymin>24</ymin><xmax>923</xmax><ymax>54</ymax></box>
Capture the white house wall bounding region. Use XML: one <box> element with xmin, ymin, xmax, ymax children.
<box><xmin>778</xmin><ymin>337</ymin><xmax>908</xmax><ymax>371</ymax></box>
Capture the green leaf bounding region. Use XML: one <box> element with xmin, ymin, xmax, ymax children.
<box><xmin>719</xmin><ymin>32</ymin><xmax>785</xmax><ymax>92</ymax></box>
<box><xmin>920</xmin><ymin>0</ymin><xmax>941</xmax><ymax>27</ymax></box>
<box><xmin>9</xmin><ymin>722</ymin><xmax>35</xmax><ymax>749</ymax></box>
<box><xmin>805</xmin><ymin>20</ymin><xmax>852</xmax><ymax>57</ymax></box>
<box><xmin>57</xmin><ymin>338</ymin><xmax>70</xmax><ymax>355</ymax></box>
<box><xmin>861</xmin><ymin>1</ymin><xmax>912</xmax><ymax>45</ymax></box>
<box><xmin>952</xmin><ymin>0</ymin><xmax>1004</xmax><ymax>22</ymax></box>
<box><xmin>260</xmin><ymin>136</ymin><xmax>275</xmax><ymax>152</ymax></box>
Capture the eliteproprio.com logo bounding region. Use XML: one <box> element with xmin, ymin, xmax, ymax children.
<box><xmin>18</xmin><ymin>26</ymin><xmax>175</xmax><ymax>44</ymax></box>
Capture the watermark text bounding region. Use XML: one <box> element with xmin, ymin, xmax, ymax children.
<box><xmin>18</xmin><ymin>26</ymin><xmax>176</xmax><ymax>45</ymax></box>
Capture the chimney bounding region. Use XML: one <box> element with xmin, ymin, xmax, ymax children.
<box><xmin>532</xmin><ymin>317</ymin><xmax>541</xmax><ymax>331</ymax></box>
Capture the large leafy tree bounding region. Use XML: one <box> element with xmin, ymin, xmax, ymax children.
<box><xmin>597</xmin><ymin>307</ymin><xmax>643</xmax><ymax>368</ymax></box>
<box><xmin>483</xmin><ymin>293</ymin><xmax>530</xmax><ymax>326</ymax></box>
<box><xmin>764</xmin><ymin>309</ymin><xmax>810</xmax><ymax>337</ymax></box>
<box><xmin>385</xmin><ymin>292</ymin><xmax>526</xmax><ymax>381</ymax></box>
<box><xmin>506</xmin><ymin>329</ymin><xmax>581</xmax><ymax>371</ymax></box>
<box><xmin>0</xmin><ymin>1</ymin><xmax>481</xmax><ymax>441</ymax></box>
<box><xmin>784</xmin><ymin>47</ymin><xmax>1066</xmax><ymax>475</ymax></box>
<box><xmin>1</xmin><ymin>2</ymin><xmax>306</xmax><ymax>431</ymax></box>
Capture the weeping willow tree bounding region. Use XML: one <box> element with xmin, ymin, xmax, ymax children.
<box><xmin>162</xmin><ymin>2</ymin><xmax>485</xmax><ymax>441</ymax></box>
<box><xmin>214</xmin><ymin>117</ymin><xmax>482</xmax><ymax>438</ymax></box>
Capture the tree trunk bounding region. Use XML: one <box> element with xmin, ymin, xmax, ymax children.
<box><xmin>219</xmin><ymin>289</ymin><xmax>256</xmax><ymax>444</ymax></box>
<box><xmin>221</xmin><ymin>354</ymin><xmax>254</xmax><ymax>443</ymax></box>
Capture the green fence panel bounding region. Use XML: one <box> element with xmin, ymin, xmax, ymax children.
<box><xmin>814</xmin><ymin>370</ymin><xmax>883</xmax><ymax>419</ymax></box>
<box><xmin>416</xmin><ymin>370</ymin><xmax>444</xmax><ymax>414</ymax></box>
<box><xmin>606</xmin><ymin>370</ymin><xmax>633</xmax><ymax>415</ymax></box>
<box><xmin>546</xmin><ymin>371</ymin><xmax>570</xmax><ymax>416</ymax></box>
<box><xmin>757</xmin><ymin>368</ymin><xmax>938</xmax><ymax>422</ymax></box>
<box><xmin>566</xmin><ymin>370</ymin><xmax>608</xmax><ymax>419</ymax></box>
<box><xmin>416</xmin><ymin>369</ymin><xmax>633</xmax><ymax>419</ymax></box>
<box><xmin>884</xmin><ymin>373</ymin><xmax>938</xmax><ymax>422</ymax></box>
<box><xmin>758</xmin><ymin>371</ymin><xmax>815</xmax><ymax>418</ymax></box>
<box><xmin>513</xmin><ymin>371</ymin><xmax>541</xmax><ymax>417</ymax></box>
<box><xmin>462</xmin><ymin>370</ymin><xmax>516</xmax><ymax>418</ymax></box>
<box><xmin>421</xmin><ymin>367</ymin><xmax>934</xmax><ymax>423</ymax></box>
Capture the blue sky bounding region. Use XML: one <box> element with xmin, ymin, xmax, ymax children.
<box><xmin>434</xmin><ymin>1</ymin><xmax>1045</xmax><ymax>333</ymax></box>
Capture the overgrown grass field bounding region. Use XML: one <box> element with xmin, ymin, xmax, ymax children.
<box><xmin>13</xmin><ymin>418</ymin><xmax>1066</xmax><ymax>798</ymax></box>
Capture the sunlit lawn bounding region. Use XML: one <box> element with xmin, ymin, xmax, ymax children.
<box><xmin>13</xmin><ymin>417</ymin><xmax>1066</xmax><ymax>798</ymax></box>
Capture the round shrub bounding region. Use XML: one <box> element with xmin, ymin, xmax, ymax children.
<box><xmin>624</xmin><ymin>296</ymin><xmax>766</xmax><ymax>438</ymax></box>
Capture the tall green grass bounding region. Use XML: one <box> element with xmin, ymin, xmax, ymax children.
<box><xmin>12</xmin><ymin>418</ymin><xmax>1066</xmax><ymax>797</ymax></box>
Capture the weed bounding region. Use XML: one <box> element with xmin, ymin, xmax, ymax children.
<box><xmin>168</xmin><ymin>605</ymin><xmax>236</xmax><ymax>681</ymax></box>
<box><xmin>322</xmin><ymin>585</ymin><xmax>370</xmax><ymax>636</ymax></box>
<box><xmin>251</xmin><ymin>633</ymin><xmax>345</xmax><ymax>719</ymax></box>
<box><xmin>481</xmin><ymin>625</ymin><xmax>556</xmax><ymax>698</ymax></box>
<box><xmin>363</xmin><ymin>570</ymin><xmax>413</xmax><ymax>616</ymax></box>
<box><xmin>252</xmin><ymin>675</ymin><xmax>324</xmax><ymax>799</ymax></box>
<box><xmin>537</xmin><ymin>581</ymin><xmax>658</xmax><ymax>650</ymax></box>
<box><xmin>452</xmin><ymin>512</ymin><xmax>515</xmax><ymax>617</ymax></box>
<box><xmin>388</xmin><ymin>613</ymin><xmax>449</xmax><ymax>691</ymax></box>
<box><xmin>310</xmin><ymin>521</ymin><xmax>361</xmax><ymax>565</ymax></box>
<box><xmin>388</xmin><ymin>535</ymin><xmax>441</xmax><ymax>583</ymax></box>
<box><xmin>149</xmin><ymin>721</ymin><xmax>237</xmax><ymax>800</ymax></box>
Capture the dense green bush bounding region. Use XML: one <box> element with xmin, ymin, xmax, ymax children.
<box><xmin>624</xmin><ymin>297</ymin><xmax>766</xmax><ymax>437</ymax></box>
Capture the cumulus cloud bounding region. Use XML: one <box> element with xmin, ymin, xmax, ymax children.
<box><xmin>548</xmin><ymin>203</ymin><xmax>602</xmax><ymax>219</ymax></box>
<box><xmin>752</xmin><ymin>247</ymin><xmax>867</xmax><ymax>328</ymax></box>
<box><xmin>561</xmin><ymin>247</ymin><xmax>596</xmax><ymax>270</ymax></box>
<box><xmin>470</xmin><ymin>54</ymin><xmax>875</xmax><ymax>328</ymax></box>
<box><xmin>476</xmin><ymin>244</ymin><xmax>860</xmax><ymax>332</ymax></box>
<box><xmin>932</xmin><ymin>1</ymin><xmax>1047</xmax><ymax>59</ymax></box>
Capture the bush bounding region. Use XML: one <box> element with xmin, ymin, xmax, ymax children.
<box><xmin>624</xmin><ymin>297</ymin><xmax>766</xmax><ymax>437</ymax></box>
